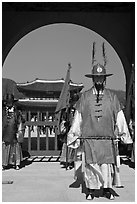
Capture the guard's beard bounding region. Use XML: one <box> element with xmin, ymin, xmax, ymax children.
<box><xmin>94</xmin><ymin>83</ymin><xmax>104</xmax><ymax>103</ymax></box>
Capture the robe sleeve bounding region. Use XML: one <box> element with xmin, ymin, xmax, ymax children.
<box><xmin>67</xmin><ymin>110</ymin><xmax>82</xmax><ymax>148</ymax></box>
<box><xmin>60</xmin><ymin>120</ymin><xmax>66</xmax><ymax>134</ymax></box>
<box><xmin>116</xmin><ymin>110</ymin><xmax>133</xmax><ymax>144</ymax></box>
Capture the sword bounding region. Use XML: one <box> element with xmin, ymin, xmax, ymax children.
<box><xmin>78</xmin><ymin>136</ymin><xmax>114</xmax><ymax>140</ymax></box>
<box><xmin>112</xmin><ymin>134</ymin><xmax>124</xmax><ymax>188</ymax></box>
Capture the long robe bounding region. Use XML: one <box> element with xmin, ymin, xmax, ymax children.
<box><xmin>60</xmin><ymin>118</ymin><xmax>75</xmax><ymax>164</ymax></box>
<box><xmin>67</xmin><ymin>87</ymin><xmax>132</xmax><ymax>189</ymax></box>
<box><xmin>2</xmin><ymin>108</ymin><xmax>23</xmax><ymax>167</ymax></box>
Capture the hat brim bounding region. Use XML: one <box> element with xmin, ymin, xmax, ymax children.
<box><xmin>85</xmin><ymin>73</ymin><xmax>113</xmax><ymax>78</ymax></box>
<box><xmin>3</xmin><ymin>98</ymin><xmax>18</xmax><ymax>102</ymax></box>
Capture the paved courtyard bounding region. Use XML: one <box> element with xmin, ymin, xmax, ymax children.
<box><xmin>2</xmin><ymin>157</ymin><xmax>135</xmax><ymax>202</ymax></box>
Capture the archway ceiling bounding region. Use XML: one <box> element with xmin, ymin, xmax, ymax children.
<box><xmin>2</xmin><ymin>2</ymin><xmax>135</xmax><ymax>91</ymax></box>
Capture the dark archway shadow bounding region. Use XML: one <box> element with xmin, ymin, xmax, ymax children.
<box><xmin>3</xmin><ymin>2</ymin><xmax>134</xmax><ymax>95</ymax></box>
<box><xmin>69</xmin><ymin>164</ymin><xmax>119</xmax><ymax>199</ymax></box>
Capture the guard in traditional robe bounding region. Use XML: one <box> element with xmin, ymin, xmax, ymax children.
<box><xmin>67</xmin><ymin>42</ymin><xmax>133</xmax><ymax>200</ymax></box>
<box><xmin>2</xmin><ymin>94</ymin><xmax>23</xmax><ymax>170</ymax></box>
<box><xmin>59</xmin><ymin>109</ymin><xmax>75</xmax><ymax>169</ymax></box>
<box><xmin>129</xmin><ymin>119</ymin><xmax>135</xmax><ymax>163</ymax></box>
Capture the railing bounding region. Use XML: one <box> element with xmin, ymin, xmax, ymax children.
<box><xmin>22</xmin><ymin>120</ymin><xmax>61</xmax><ymax>156</ymax></box>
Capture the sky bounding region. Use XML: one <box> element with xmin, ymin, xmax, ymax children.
<box><xmin>2</xmin><ymin>23</ymin><xmax>126</xmax><ymax>92</ymax></box>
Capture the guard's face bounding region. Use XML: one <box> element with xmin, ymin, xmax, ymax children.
<box><xmin>93</xmin><ymin>75</ymin><xmax>105</xmax><ymax>84</ymax></box>
<box><xmin>6</xmin><ymin>100</ymin><xmax>14</xmax><ymax>109</ymax></box>
<box><xmin>5</xmin><ymin>104</ymin><xmax>14</xmax><ymax>118</ymax></box>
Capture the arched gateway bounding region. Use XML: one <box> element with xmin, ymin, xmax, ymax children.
<box><xmin>2</xmin><ymin>2</ymin><xmax>135</xmax><ymax>94</ymax></box>
<box><xmin>2</xmin><ymin>2</ymin><xmax>135</xmax><ymax>156</ymax></box>
<box><xmin>16</xmin><ymin>79</ymin><xmax>83</xmax><ymax>156</ymax></box>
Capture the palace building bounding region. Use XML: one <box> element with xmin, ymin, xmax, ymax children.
<box><xmin>16</xmin><ymin>78</ymin><xmax>84</xmax><ymax>156</ymax></box>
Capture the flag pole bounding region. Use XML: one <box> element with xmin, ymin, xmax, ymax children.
<box><xmin>65</xmin><ymin>63</ymin><xmax>71</xmax><ymax>170</ymax></box>
<box><xmin>55</xmin><ymin>63</ymin><xmax>71</xmax><ymax>169</ymax></box>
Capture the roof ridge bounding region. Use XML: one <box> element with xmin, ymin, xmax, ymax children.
<box><xmin>17</xmin><ymin>78</ymin><xmax>83</xmax><ymax>86</ymax></box>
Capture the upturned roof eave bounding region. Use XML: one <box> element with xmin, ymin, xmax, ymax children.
<box><xmin>16</xmin><ymin>99</ymin><xmax>58</xmax><ymax>108</ymax></box>
<box><xmin>17</xmin><ymin>78</ymin><xmax>83</xmax><ymax>87</ymax></box>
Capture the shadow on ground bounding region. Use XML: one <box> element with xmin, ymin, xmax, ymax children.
<box><xmin>120</xmin><ymin>158</ymin><xmax>135</xmax><ymax>169</ymax></box>
<box><xmin>20</xmin><ymin>159</ymin><xmax>32</xmax><ymax>169</ymax></box>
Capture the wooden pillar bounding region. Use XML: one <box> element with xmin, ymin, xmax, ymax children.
<box><xmin>40</xmin><ymin>112</ymin><xmax>42</xmax><ymax>121</ymax></box>
<box><xmin>46</xmin><ymin>111</ymin><xmax>49</xmax><ymax>150</ymax></box>
<box><xmin>54</xmin><ymin>126</ymin><xmax>58</xmax><ymax>151</ymax></box>
<box><xmin>37</xmin><ymin>111</ymin><xmax>40</xmax><ymax>151</ymax></box>
<box><xmin>46</xmin><ymin>111</ymin><xmax>48</xmax><ymax>121</ymax></box>
<box><xmin>28</xmin><ymin>111</ymin><xmax>31</xmax><ymax>152</ymax></box>
<box><xmin>28</xmin><ymin>110</ymin><xmax>31</xmax><ymax>121</ymax></box>
<box><xmin>24</xmin><ymin>110</ymin><xmax>27</xmax><ymax>122</ymax></box>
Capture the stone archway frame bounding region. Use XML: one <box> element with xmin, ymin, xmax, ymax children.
<box><xmin>2</xmin><ymin>2</ymin><xmax>135</xmax><ymax>94</ymax></box>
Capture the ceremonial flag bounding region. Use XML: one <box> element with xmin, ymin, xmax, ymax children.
<box><xmin>55</xmin><ymin>63</ymin><xmax>71</xmax><ymax>135</ymax></box>
<box><xmin>55</xmin><ymin>63</ymin><xmax>71</xmax><ymax>113</ymax></box>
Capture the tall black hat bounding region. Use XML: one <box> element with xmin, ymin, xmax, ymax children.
<box><xmin>85</xmin><ymin>42</ymin><xmax>113</xmax><ymax>78</ymax></box>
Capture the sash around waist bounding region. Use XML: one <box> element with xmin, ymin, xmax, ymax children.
<box><xmin>79</xmin><ymin>136</ymin><xmax>114</xmax><ymax>140</ymax></box>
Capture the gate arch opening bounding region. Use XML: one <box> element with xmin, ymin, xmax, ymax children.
<box><xmin>3</xmin><ymin>23</ymin><xmax>127</xmax><ymax>156</ymax></box>
<box><xmin>3</xmin><ymin>3</ymin><xmax>134</xmax><ymax>95</ymax></box>
<box><xmin>3</xmin><ymin>23</ymin><xmax>126</xmax><ymax>92</ymax></box>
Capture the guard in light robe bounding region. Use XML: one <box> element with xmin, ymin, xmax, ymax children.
<box><xmin>59</xmin><ymin>109</ymin><xmax>75</xmax><ymax>169</ymax></box>
<box><xmin>67</xmin><ymin>42</ymin><xmax>133</xmax><ymax>200</ymax></box>
<box><xmin>2</xmin><ymin>94</ymin><xmax>23</xmax><ymax>170</ymax></box>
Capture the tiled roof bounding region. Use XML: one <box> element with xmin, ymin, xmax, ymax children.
<box><xmin>17</xmin><ymin>79</ymin><xmax>84</xmax><ymax>92</ymax></box>
<box><xmin>16</xmin><ymin>98</ymin><xmax>58</xmax><ymax>108</ymax></box>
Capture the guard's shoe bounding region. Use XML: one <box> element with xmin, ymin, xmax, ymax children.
<box><xmin>105</xmin><ymin>192</ymin><xmax>115</xmax><ymax>200</ymax></box>
<box><xmin>2</xmin><ymin>166</ymin><xmax>6</xmax><ymax>171</ymax></box>
<box><xmin>86</xmin><ymin>193</ymin><xmax>94</xmax><ymax>200</ymax></box>
<box><xmin>15</xmin><ymin>165</ymin><xmax>20</xmax><ymax>170</ymax></box>
<box><xmin>109</xmin><ymin>194</ymin><xmax>115</xmax><ymax>200</ymax></box>
<box><xmin>68</xmin><ymin>163</ymin><xmax>74</xmax><ymax>170</ymax></box>
<box><xmin>103</xmin><ymin>189</ymin><xmax>115</xmax><ymax>200</ymax></box>
<box><xmin>60</xmin><ymin>161</ymin><xmax>66</xmax><ymax>166</ymax></box>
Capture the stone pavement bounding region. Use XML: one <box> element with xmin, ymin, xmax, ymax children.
<box><xmin>2</xmin><ymin>157</ymin><xmax>135</xmax><ymax>202</ymax></box>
